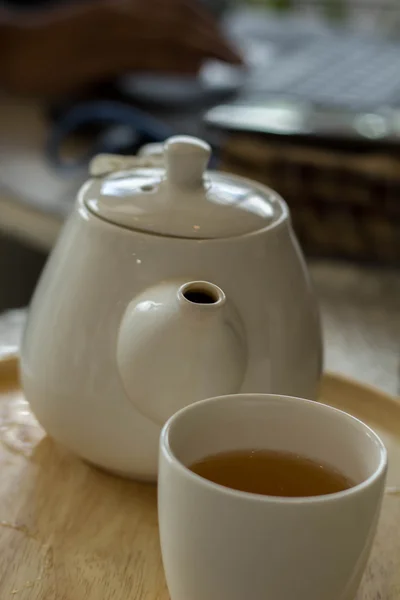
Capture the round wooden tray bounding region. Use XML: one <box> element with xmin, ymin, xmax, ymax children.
<box><xmin>0</xmin><ymin>354</ymin><xmax>399</xmax><ymax>599</ymax></box>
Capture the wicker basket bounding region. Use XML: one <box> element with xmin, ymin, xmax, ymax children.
<box><xmin>220</xmin><ymin>134</ymin><xmax>400</xmax><ymax>264</ymax></box>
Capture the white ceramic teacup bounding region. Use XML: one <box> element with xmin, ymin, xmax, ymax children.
<box><xmin>158</xmin><ymin>394</ymin><xmax>387</xmax><ymax>600</ymax></box>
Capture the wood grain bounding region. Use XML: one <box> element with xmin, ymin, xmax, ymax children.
<box><xmin>0</xmin><ymin>357</ymin><xmax>167</xmax><ymax>600</ymax></box>
<box><xmin>0</xmin><ymin>357</ymin><xmax>399</xmax><ymax>599</ymax></box>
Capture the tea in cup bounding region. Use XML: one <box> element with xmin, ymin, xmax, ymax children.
<box><xmin>158</xmin><ymin>394</ymin><xmax>387</xmax><ymax>600</ymax></box>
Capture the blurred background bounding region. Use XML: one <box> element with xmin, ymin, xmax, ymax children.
<box><xmin>0</xmin><ymin>0</ymin><xmax>399</xmax><ymax>393</ymax></box>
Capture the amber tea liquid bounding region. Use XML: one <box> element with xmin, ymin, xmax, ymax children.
<box><xmin>189</xmin><ymin>449</ymin><xmax>353</xmax><ymax>497</ymax></box>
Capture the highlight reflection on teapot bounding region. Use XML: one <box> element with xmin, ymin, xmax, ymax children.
<box><xmin>20</xmin><ymin>135</ymin><xmax>322</xmax><ymax>480</ymax></box>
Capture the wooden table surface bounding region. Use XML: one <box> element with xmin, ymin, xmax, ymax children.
<box><xmin>0</xmin><ymin>357</ymin><xmax>399</xmax><ymax>600</ymax></box>
<box><xmin>0</xmin><ymin>358</ymin><xmax>167</xmax><ymax>600</ymax></box>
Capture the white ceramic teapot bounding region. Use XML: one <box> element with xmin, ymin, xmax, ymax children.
<box><xmin>20</xmin><ymin>136</ymin><xmax>322</xmax><ymax>480</ymax></box>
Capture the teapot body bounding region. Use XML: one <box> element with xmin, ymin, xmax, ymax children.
<box><xmin>21</xmin><ymin>186</ymin><xmax>321</xmax><ymax>480</ymax></box>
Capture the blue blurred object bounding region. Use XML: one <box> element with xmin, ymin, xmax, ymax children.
<box><xmin>46</xmin><ymin>100</ymin><xmax>175</xmax><ymax>173</ymax></box>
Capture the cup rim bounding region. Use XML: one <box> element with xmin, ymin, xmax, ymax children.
<box><xmin>160</xmin><ymin>393</ymin><xmax>388</xmax><ymax>504</ymax></box>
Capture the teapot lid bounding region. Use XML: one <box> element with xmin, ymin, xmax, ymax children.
<box><xmin>83</xmin><ymin>136</ymin><xmax>284</xmax><ymax>239</ymax></box>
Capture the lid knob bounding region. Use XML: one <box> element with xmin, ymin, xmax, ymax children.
<box><xmin>164</xmin><ymin>136</ymin><xmax>211</xmax><ymax>189</ymax></box>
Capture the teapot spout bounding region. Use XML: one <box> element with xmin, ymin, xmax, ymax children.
<box><xmin>177</xmin><ymin>280</ymin><xmax>226</xmax><ymax>310</ymax></box>
<box><xmin>117</xmin><ymin>280</ymin><xmax>246</xmax><ymax>426</ymax></box>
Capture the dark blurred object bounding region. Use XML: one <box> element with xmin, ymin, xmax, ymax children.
<box><xmin>2</xmin><ymin>0</ymin><xmax>231</xmax><ymax>16</ymax></box>
<box><xmin>0</xmin><ymin>0</ymin><xmax>241</xmax><ymax>97</ymax></box>
<box><xmin>0</xmin><ymin>234</ymin><xmax>46</xmax><ymax>312</ymax></box>
<box><xmin>220</xmin><ymin>134</ymin><xmax>400</xmax><ymax>265</ymax></box>
<box><xmin>199</xmin><ymin>0</ymin><xmax>230</xmax><ymax>18</ymax></box>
